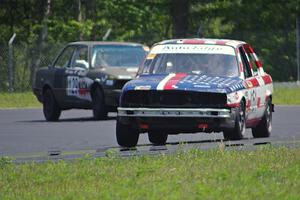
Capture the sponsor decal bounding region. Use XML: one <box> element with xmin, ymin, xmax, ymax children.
<box><xmin>146</xmin><ymin>54</ymin><xmax>156</xmax><ymax>60</ymax></box>
<box><xmin>150</xmin><ymin>44</ymin><xmax>236</xmax><ymax>55</ymax></box>
<box><xmin>194</xmin><ymin>85</ymin><xmax>211</xmax><ymax>88</ymax></box>
<box><xmin>246</xmin><ymin>80</ymin><xmax>253</xmax><ymax>88</ymax></box>
<box><xmin>67</xmin><ymin>76</ymin><xmax>79</xmax><ymax>96</ymax></box>
<box><xmin>245</xmin><ymin>91</ymin><xmax>249</xmax><ymax>98</ymax></box>
<box><xmin>134</xmin><ymin>85</ymin><xmax>152</xmax><ymax>90</ymax></box>
<box><xmin>250</xmin><ymin>89</ymin><xmax>256</xmax><ymax>102</ymax></box>
<box><xmin>65</xmin><ymin>69</ymin><xmax>87</xmax><ymax>76</ymax></box>
<box><xmin>67</xmin><ymin>76</ymin><xmax>92</xmax><ymax>101</ymax></box>
<box><xmin>257</xmin><ymin>97</ymin><xmax>261</xmax><ymax>108</ymax></box>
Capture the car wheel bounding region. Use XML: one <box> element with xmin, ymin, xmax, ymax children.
<box><xmin>92</xmin><ymin>87</ymin><xmax>107</xmax><ymax>120</ymax></box>
<box><xmin>252</xmin><ymin>98</ymin><xmax>272</xmax><ymax>138</ymax></box>
<box><xmin>148</xmin><ymin>132</ymin><xmax>168</xmax><ymax>145</ymax></box>
<box><xmin>223</xmin><ymin>101</ymin><xmax>245</xmax><ymax>140</ymax></box>
<box><xmin>43</xmin><ymin>89</ymin><xmax>61</xmax><ymax>121</ymax></box>
<box><xmin>116</xmin><ymin>120</ymin><xmax>139</xmax><ymax>147</ymax></box>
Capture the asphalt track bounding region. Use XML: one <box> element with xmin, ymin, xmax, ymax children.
<box><xmin>0</xmin><ymin>105</ymin><xmax>300</xmax><ymax>161</ymax></box>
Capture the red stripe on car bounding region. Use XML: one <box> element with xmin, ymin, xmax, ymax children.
<box><xmin>164</xmin><ymin>73</ymin><xmax>187</xmax><ymax>90</ymax></box>
<box><xmin>255</xmin><ymin>60</ymin><xmax>262</xmax><ymax>68</ymax></box>
<box><xmin>262</xmin><ymin>74</ymin><xmax>272</xmax><ymax>84</ymax></box>
<box><xmin>183</xmin><ymin>39</ymin><xmax>205</xmax><ymax>44</ymax></box>
<box><xmin>215</xmin><ymin>41</ymin><xmax>227</xmax><ymax>45</ymax></box>
<box><xmin>226</xmin><ymin>102</ymin><xmax>240</xmax><ymax>108</ymax></box>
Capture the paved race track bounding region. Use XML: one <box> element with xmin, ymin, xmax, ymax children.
<box><xmin>0</xmin><ymin>106</ymin><xmax>300</xmax><ymax>159</ymax></box>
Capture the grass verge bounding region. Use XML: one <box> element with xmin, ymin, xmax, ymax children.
<box><xmin>0</xmin><ymin>92</ymin><xmax>40</xmax><ymax>108</ymax></box>
<box><xmin>273</xmin><ymin>87</ymin><xmax>300</xmax><ymax>105</ymax></box>
<box><xmin>0</xmin><ymin>147</ymin><xmax>300</xmax><ymax>199</ymax></box>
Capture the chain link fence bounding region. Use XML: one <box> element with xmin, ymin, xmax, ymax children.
<box><xmin>0</xmin><ymin>43</ymin><xmax>65</xmax><ymax>92</ymax></box>
<box><xmin>0</xmin><ymin>41</ymin><xmax>299</xmax><ymax>92</ymax></box>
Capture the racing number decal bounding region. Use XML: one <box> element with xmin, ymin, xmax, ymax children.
<box><xmin>67</xmin><ymin>76</ymin><xmax>79</xmax><ymax>96</ymax></box>
<box><xmin>66</xmin><ymin>76</ymin><xmax>92</xmax><ymax>101</ymax></box>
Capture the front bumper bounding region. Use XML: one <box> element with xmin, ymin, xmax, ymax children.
<box><xmin>118</xmin><ymin>107</ymin><xmax>237</xmax><ymax>133</ymax></box>
<box><xmin>118</xmin><ymin>107</ymin><xmax>231</xmax><ymax>118</ymax></box>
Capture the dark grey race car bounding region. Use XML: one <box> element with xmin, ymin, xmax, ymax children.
<box><xmin>33</xmin><ymin>41</ymin><xmax>148</xmax><ymax>121</ymax></box>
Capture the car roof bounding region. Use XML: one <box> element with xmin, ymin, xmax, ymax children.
<box><xmin>156</xmin><ymin>38</ymin><xmax>246</xmax><ymax>48</ymax></box>
<box><xmin>68</xmin><ymin>41</ymin><xmax>144</xmax><ymax>47</ymax></box>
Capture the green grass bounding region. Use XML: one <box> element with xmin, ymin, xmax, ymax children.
<box><xmin>0</xmin><ymin>87</ymin><xmax>299</xmax><ymax>109</ymax></box>
<box><xmin>273</xmin><ymin>87</ymin><xmax>300</xmax><ymax>105</ymax></box>
<box><xmin>0</xmin><ymin>147</ymin><xmax>300</xmax><ymax>199</ymax></box>
<box><xmin>0</xmin><ymin>92</ymin><xmax>41</xmax><ymax>108</ymax></box>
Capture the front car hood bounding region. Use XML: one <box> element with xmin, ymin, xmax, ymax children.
<box><xmin>123</xmin><ymin>73</ymin><xmax>245</xmax><ymax>94</ymax></box>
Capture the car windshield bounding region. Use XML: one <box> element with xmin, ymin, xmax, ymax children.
<box><xmin>92</xmin><ymin>45</ymin><xmax>146</xmax><ymax>68</ymax></box>
<box><xmin>141</xmin><ymin>44</ymin><xmax>239</xmax><ymax>77</ymax></box>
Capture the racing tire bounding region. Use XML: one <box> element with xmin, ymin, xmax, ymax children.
<box><xmin>92</xmin><ymin>87</ymin><xmax>108</xmax><ymax>120</ymax></box>
<box><xmin>252</xmin><ymin>98</ymin><xmax>272</xmax><ymax>138</ymax></box>
<box><xmin>148</xmin><ymin>132</ymin><xmax>168</xmax><ymax>145</ymax></box>
<box><xmin>43</xmin><ymin>89</ymin><xmax>61</xmax><ymax>121</ymax></box>
<box><xmin>223</xmin><ymin>101</ymin><xmax>246</xmax><ymax>140</ymax></box>
<box><xmin>116</xmin><ymin>120</ymin><xmax>139</xmax><ymax>147</ymax></box>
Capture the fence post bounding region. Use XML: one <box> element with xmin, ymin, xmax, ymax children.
<box><xmin>296</xmin><ymin>12</ymin><xmax>300</xmax><ymax>85</ymax></box>
<box><xmin>8</xmin><ymin>33</ymin><xmax>16</xmax><ymax>92</ymax></box>
<box><xmin>102</xmin><ymin>28</ymin><xmax>112</xmax><ymax>41</ymax></box>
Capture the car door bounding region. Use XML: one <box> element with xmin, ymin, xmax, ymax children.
<box><xmin>64</xmin><ymin>45</ymin><xmax>92</xmax><ymax>106</ymax></box>
<box><xmin>238</xmin><ymin>45</ymin><xmax>261</xmax><ymax>121</ymax></box>
<box><xmin>51</xmin><ymin>45</ymin><xmax>76</xmax><ymax>106</ymax></box>
<box><xmin>242</xmin><ymin>44</ymin><xmax>267</xmax><ymax>119</ymax></box>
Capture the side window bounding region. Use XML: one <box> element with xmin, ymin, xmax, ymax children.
<box><xmin>243</xmin><ymin>44</ymin><xmax>259</xmax><ymax>76</ymax></box>
<box><xmin>70</xmin><ymin>46</ymin><xmax>89</xmax><ymax>69</ymax></box>
<box><xmin>140</xmin><ymin>59</ymin><xmax>152</xmax><ymax>74</ymax></box>
<box><xmin>239</xmin><ymin>46</ymin><xmax>252</xmax><ymax>78</ymax></box>
<box><xmin>54</xmin><ymin>46</ymin><xmax>75</xmax><ymax>68</ymax></box>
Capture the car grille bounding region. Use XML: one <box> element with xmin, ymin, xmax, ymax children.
<box><xmin>121</xmin><ymin>90</ymin><xmax>227</xmax><ymax>108</ymax></box>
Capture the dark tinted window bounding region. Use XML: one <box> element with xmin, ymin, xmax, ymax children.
<box><xmin>239</xmin><ymin>47</ymin><xmax>252</xmax><ymax>78</ymax></box>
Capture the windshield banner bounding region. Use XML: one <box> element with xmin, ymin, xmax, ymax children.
<box><xmin>151</xmin><ymin>44</ymin><xmax>235</xmax><ymax>55</ymax></box>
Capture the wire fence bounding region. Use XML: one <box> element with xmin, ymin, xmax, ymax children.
<box><xmin>0</xmin><ymin>43</ymin><xmax>65</xmax><ymax>92</ymax></box>
<box><xmin>0</xmin><ymin>42</ymin><xmax>299</xmax><ymax>92</ymax></box>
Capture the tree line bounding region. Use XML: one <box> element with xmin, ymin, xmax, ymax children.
<box><xmin>0</xmin><ymin>0</ymin><xmax>299</xmax><ymax>91</ymax></box>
